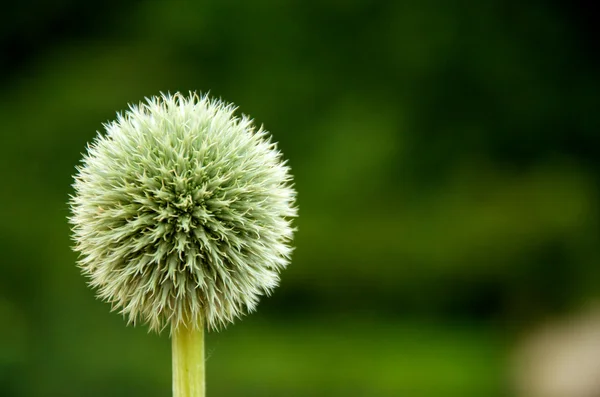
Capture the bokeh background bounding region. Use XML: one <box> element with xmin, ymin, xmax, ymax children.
<box><xmin>1</xmin><ymin>1</ymin><xmax>599</xmax><ymax>396</ymax></box>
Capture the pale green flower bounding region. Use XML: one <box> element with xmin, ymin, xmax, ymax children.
<box><xmin>70</xmin><ymin>92</ymin><xmax>297</xmax><ymax>332</ymax></box>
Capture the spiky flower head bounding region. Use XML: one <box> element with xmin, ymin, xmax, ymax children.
<box><xmin>69</xmin><ymin>92</ymin><xmax>297</xmax><ymax>332</ymax></box>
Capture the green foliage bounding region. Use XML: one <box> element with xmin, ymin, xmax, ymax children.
<box><xmin>0</xmin><ymin>0</ymin><xmax>598</xmax><ymax>396</ymax></box>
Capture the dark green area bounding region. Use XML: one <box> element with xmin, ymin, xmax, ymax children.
<box><xmin>0</xmin><ymin>1</ymin><xmax>598</xmax><ymax>396</ymax></box>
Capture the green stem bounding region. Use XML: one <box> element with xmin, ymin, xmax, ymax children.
<box><xmin>172</xmin><ymin>324</ymin><xmax>205</xmax><ymax>397</ymax></box>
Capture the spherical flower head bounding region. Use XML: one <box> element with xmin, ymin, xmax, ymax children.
<box><xmin>69</xmin><ymin>92</ymin><xmax>297</xmax><ymax>332</ymax></box>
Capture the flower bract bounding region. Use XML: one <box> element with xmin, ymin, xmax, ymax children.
<box><xmin>70</xmin><ymin>92</ymin><xmax>297</xmax><ymax>332</ymax></box>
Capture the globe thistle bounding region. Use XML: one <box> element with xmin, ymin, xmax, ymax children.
<box><xmin>69</xmin><ymin>92</ymin><xmax>297</xmax><ymax>333</ymax></box>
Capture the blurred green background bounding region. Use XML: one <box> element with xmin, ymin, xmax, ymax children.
<box><xmin>1</xmin><ymin>1</ymin><xmax>598</xmax><ymax>396</ymax></box>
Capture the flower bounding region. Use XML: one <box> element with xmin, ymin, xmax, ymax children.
<box><xmin>69</xmin><ymin>92</ymin><xmax>297</xmax><ymax>332</ymax></box>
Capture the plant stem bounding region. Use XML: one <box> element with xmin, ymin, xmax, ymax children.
<box><xmin>172</xmin><ymin>324</ymin><xmax>205</xmax><ymax>397</ymax></box>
